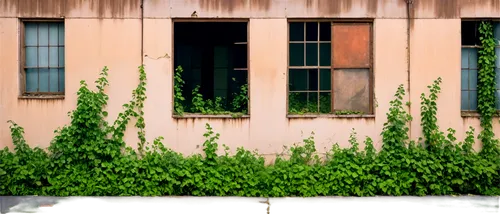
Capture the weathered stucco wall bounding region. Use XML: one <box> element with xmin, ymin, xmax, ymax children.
<box><xmin>1</xmin><ymin>0</ymin><xmax>500</xmax><ymax>156</ymax></box>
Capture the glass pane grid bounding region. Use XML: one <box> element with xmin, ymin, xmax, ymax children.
<box><xmin>288</xmin><ymin>21</ymin><xmax>332</xmax><ymax>113</ymax></box>
<box><xmin>461</xmin><ymin>48</ymin><xmax>479</xmax><ymax>111</ymax></box>
<box><xmin>24</xmin><ymin>21</ymin><xmax>65</xmax><ymax>94</ymax></box>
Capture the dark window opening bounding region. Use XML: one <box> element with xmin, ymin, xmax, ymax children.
<box><xmin>174</xmin><ymin>22</ymin><xmax>248</xmax><ymax>114</ymax></box>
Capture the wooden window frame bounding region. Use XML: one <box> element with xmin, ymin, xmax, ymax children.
<box><xmin>460</xmin><ymin>19</ymin><xmax>500</xmax><ymax>117</ymax></box>
<box><xmin>286</xmin><ymin>19</ymin><xmax>374</xmax><ymax>118</ymax></box>
<box><xmin>171</xmin><ymin>18</ymin><xmax>250</xmax><ymax>118</ymax></box>
<box><xmin>19</xmin><ymin>18</ymin><xmax>65</xmax><ymax>99</ymax></box>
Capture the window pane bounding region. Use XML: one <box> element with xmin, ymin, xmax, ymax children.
<box><xmin>461</xmin><ymin>91</ymin><xmax>470</xmax><ymax>110</ymax></box>
<box><xmin>233</xmin><ymin>44</ymin><xmax>247</xmax><ymax>69</ymax></box>
<box><xmin>289</xmin><ymin>43</ymin><xmax>304</xmax><ymax>66</ymax></box>
<box><xmin>494</xmin><ymin>22</ymin><xmax>500</xmax><ymax>45</ymax></box>
<box><xmin>332</xmin><ymin>24</ymin><xmax>371</xmax><ymax>68</ymax></box>
<box><xmin>470</xmin><ymin>69</ymin><xmax>477</xmax><ymax>90</ymax></box>
<box><xmin>49</xmin><ymin>47</ymin><xmax>58</xmax><ymax>67</ymax></box>
<box><xmin>58</xmin><ymin>68</ymin><xmax>65</xmax><ymax>92</ymax></box>
<box><xmin>26</xmin><ymin>68</ymin><xmax>38</xmax><ymax>92</ymax></box>
<box><xmin>496</xmin><ymin>90</ymin><xmax>500</xmax><ymax>109</ymax></box>
<box><xmin>58</xmin><ymin>23</ymin><xmax>65</xmax><ymax>45</ymax></box>
<box><xmin>334</xmin><ymin>68</ymin><xmax>370</xmax><ymax>113</ymax></box>
<box><xmin>306</xmin><ymin>43</ymin><xmax>318</xmax><ymax>66</ymax></box>
<box><xmin>461</xmin><ymin>69</ymin><xmax>468</xmax><ymax>90</ymax></box>
<box><xmin>39</xmin><ymin>68</ymin><xmax>49</xmax><ymax>92</ymax></box>
<box><xmin>59</xmin><ymin>47</ymin><xmax>65</xmax><ymax>66</ymax></box>
<box><xmin>38</xmin><ymin>47</ymin><xmax>48</xmax><ymax>67</ymax></box>
<box><xmin>49</xmin><ymin>68</ymin><xmax>59</xmax><ymax>92</ymax></box>
<box><xmin>26</xmin><ymin>47</ymin><xmax>38</xmax><ymax>67</ymax></box>
<box><xmin>38</xmin><ymin>23</ymin><xmax>49</xmax><ymax>46</ymax></box>
<box><xmin>461</xmin><ymin>48</ymin><xmax>469</xmax><ymax>69</ymax></box>
<box><xmin>306</xmin><ymin>22</ymin><xmax>318</xmax><ymax>41</ymax></box>
<box><xmin>496</xmin><ymin>68</ymin><xmax>500</xmax><ymax>89</ymax></box>
<box><xmin>496</xmin><ymin>48</ymin><xmax>500</xmax><ymax>68</ymax></box>
<box><xmin>469</xmin><ymin>48</ymin><xmax>478</xmax><ymax>69</ymax></box>
<box><xmin>470</xmin><ymin>90</ymin><xmax>478</xmax><ymax>110</ymax></box>
<box><xmin>319</xmin><ymin>92</ymin><xmax>331</xmax><ymax>113</ymax></box>
<box><xmin>289</xmin><ymin>69</ymin><xmax>307</xmax><ymax>91</ymax></box>
<box><xmin>319</xmin><ymin>43</ymin><xmax>331</xmax><ymax>66</ymax></box>
<box><xmin>320</xmin><ymin>69</ymin><xmax>331</xmax><ymax>90</ymax></box>
<box><xmin>49</xmin><ymin>23</ymin><xmax>59</xmax><ymax>46</ymax></box>
<box><xmin>25</xmin><ymin>23</ymin><xmax>38</xmax><ymax>46</ymax></box>
<box><xmin>290</xmin><ymin>22</ymin><xmax>304</xmax><ymax>41</ymax></box>
<box><xmin>319</xmin><ymin>22</ymin><xmax>331</xmax><ymax>41</ymax></box>
<box><xmin>308</xmin><ymin>92</ymin><xmax>319</xmax><ymax>113</ymax></box>
<box><xmin>230</xmin><ymin>69</ymin><xmax>248</xmax><ymax>97</ymax></box>
<box><xmin>461</xmin><ymin>21</ymin><xmax>480</xmax><ymax>46</ymax></box>
<box><xmin>289</xmin><ymin>92</ymin><xmax>307</xmax><ymax>113</ymax></box>
<box><xmin>308</xmin><ymin>69</ymin><xmax>318</xmax><ymax>90</ymax></box>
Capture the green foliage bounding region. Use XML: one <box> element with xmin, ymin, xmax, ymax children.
<box><xmin>476</xmin><ymin>21</ymin><xmax>500</xmax><ymax>194</ymax></box>
<box><xmin>420</xmin><ymin>77</ymin><xmax>442</xmax><ymax>151</ymax></box>
<box><xmin>334</xmin><ymin>110</ymin><xmax>364</xmax><ymax>115</ymax></box>
<box><xmin>174</xmin><ymin>66</ymin><xmax>249</xmax><ymax>116</ymax></box>
<box><xmin>477</xmin><ymin>21</ymin><xmax>500</xmax><ymax>157</ymax></box>
<box><xmin>1</xmin><ymin>68</ymin><xmax>499</xmax><ymax>196</ymax></box>
<box><xmin>173</xmin><ymin>66</ymin><xmax>186</xmax><ymax>116</ymax></box>
<box><xmin>288</xmin><ymin>93</ymin><xmax>330</xmax><ymax>114</ymax></box>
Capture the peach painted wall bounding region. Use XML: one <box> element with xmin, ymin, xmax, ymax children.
<box><xmin>2</xmin><ymin>0</ymin><xmax>500</xmax><ymax>157</ymax></box>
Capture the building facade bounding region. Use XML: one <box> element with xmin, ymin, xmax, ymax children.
<box><xmin>1</xmin><ymin>0</ymin><xmax>500</xmax><ymax>158</ymax></box>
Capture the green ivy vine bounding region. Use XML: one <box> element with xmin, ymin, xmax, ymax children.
<box><xmin>477</xmin><ymin>21</ymin><xmax>500</xmax><ymax>156</ymax></box>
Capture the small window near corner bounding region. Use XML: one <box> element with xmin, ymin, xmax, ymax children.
<box><xmin>21</xmin><ymin>20</ymin><xmax>65</xmax><ymax>97</ymax></box>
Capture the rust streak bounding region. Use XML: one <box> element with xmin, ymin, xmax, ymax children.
<box><xmin>194</xmin><ymin>0</ymin><xmax>271</xmax><ymax>13</ymax></box>
<box><xmin>414</xmin><ymin>0</ymin><xmax>459</xmax><ymax>18</ymax></box>
<box><xmin>5</xmin><ymin>0</ymin><xmax>141</xmax><ymax>18</ymax></box>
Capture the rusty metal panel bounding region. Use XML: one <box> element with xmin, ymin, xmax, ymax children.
<box><xmin>333</xmin><ymin>68</ymin><xmax>370</xmax><ymax>113</ymax></box>
<box><xmin>332</xmin><ymin>24</ymin><xmax>371</xmax><ymax>68</ymax></box>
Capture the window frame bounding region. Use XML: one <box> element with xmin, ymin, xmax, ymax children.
<box><xmin>170</xmin><ymin>18</ymin><xmax>250</xmax><ymax>118</ymax></box>
<box><xmin>286</xmin><ymin>19</ymin><xmax>374</xmax><ymax>118</ymax></box>
<box><xmin>460</xmin><ymin>18</ymin><xmax>500</xmax><ymax>117</ymax></box>
<box><xmin>19</xmin><ymin>18</ymin><xmax>65</xmax><ymax>98</ymax></box>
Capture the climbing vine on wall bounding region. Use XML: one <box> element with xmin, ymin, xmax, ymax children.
<box><xmin>477</xmin><ymin>21</ymin><xmax>500</xmax><ymax>156</ymax></box>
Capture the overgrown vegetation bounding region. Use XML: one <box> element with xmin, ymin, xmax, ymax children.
<box><xmin>1</xmin><ymin>64</ymin><xmax>499</xmax><ymax>197</ymax></box>
<box><xmin>173</xmin><ymin>66</ymin><xmax>249</xmax><ymax>116</ymax></box>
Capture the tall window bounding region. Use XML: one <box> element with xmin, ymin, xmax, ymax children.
<box><xmin>21</xmin><ymin>21</ymin><xmax>65</xmax><ymax>95</ymax></box>
<box><xmin>288</xmin><ymin>21</ymin><xmax>373</xmax><ymax>115</ymax></box>
<box><xmin>461</xmin><ymin>21</ymin><xmax>500</xmax><ymax>112</ymax></box>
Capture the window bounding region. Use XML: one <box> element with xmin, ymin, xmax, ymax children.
<box><xmin>173</xmin><ymin>21</ymin><xmax>248</xmax><ymax>116</ymax></box>
<box><xmin>288</xmin><ymin>21</ymin><xmax>373</xmax><ymax>115</ymax></box>
<box><xmin>461</xmin><ymin>21</ymin><xmax>500</xmax><ymax>112</ymax></box>
<box><xmin>21</xmin><ymin>20</ymin><xmax>65</xmax><ymax>96</ymax></box>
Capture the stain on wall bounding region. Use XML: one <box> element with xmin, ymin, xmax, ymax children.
<box><xmin>3</xmin><ymin>0</ymin><xmax>141</xmax><ymax>18</ymax></box>
<box><xmin>3</xmin><ymin>0</ymin><xmax>500</xmax><ymax>18</ymax></box>
<box><xmin>413</xmin><ymin>0</ymin><xmax>459</xmax><ymax>18</ymax></box>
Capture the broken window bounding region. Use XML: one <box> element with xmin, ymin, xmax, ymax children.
<box><xmin>288</xmin><ymin>21</ymin><xmax>372</xmax><ymax>115</ymax></box>
<box><xmin>173</xmin><ymin>22</ymin><xmax>248</xmax><ymax>115</ymax></box>
<box><xmin>21</xmin><ymin>20</ymin><xmax>65</xmax><ymax>95</ymax></box>
<box><xmin>460</xmin><ymin>21</ymin><xmax>500</xmax><ymax>111</ymax></box>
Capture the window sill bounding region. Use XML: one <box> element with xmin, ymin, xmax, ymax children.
<box><xmin>173</xmin><ymin>113</ymin><xmax>250</xmax><ymax>119</ymax></box>
<box><xmin>18</xmin><ymin>94</ymin><xmax>65</xmax><ymax>100</ymax></box>
<box><xmin>287</xmin><ymin>114</ymin><xmax>375</xmax><ymax>118</ymax></box>
<box><xmin>461</xmin><ymin>111</ymin><xmax>500</xmax><ymax>118</ymax></box>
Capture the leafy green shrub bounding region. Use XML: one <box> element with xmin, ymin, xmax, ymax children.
<box><xmin>0</xmin><ymin>65</ymin><xmax>499</xmax><ymax>197</ymax></box>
